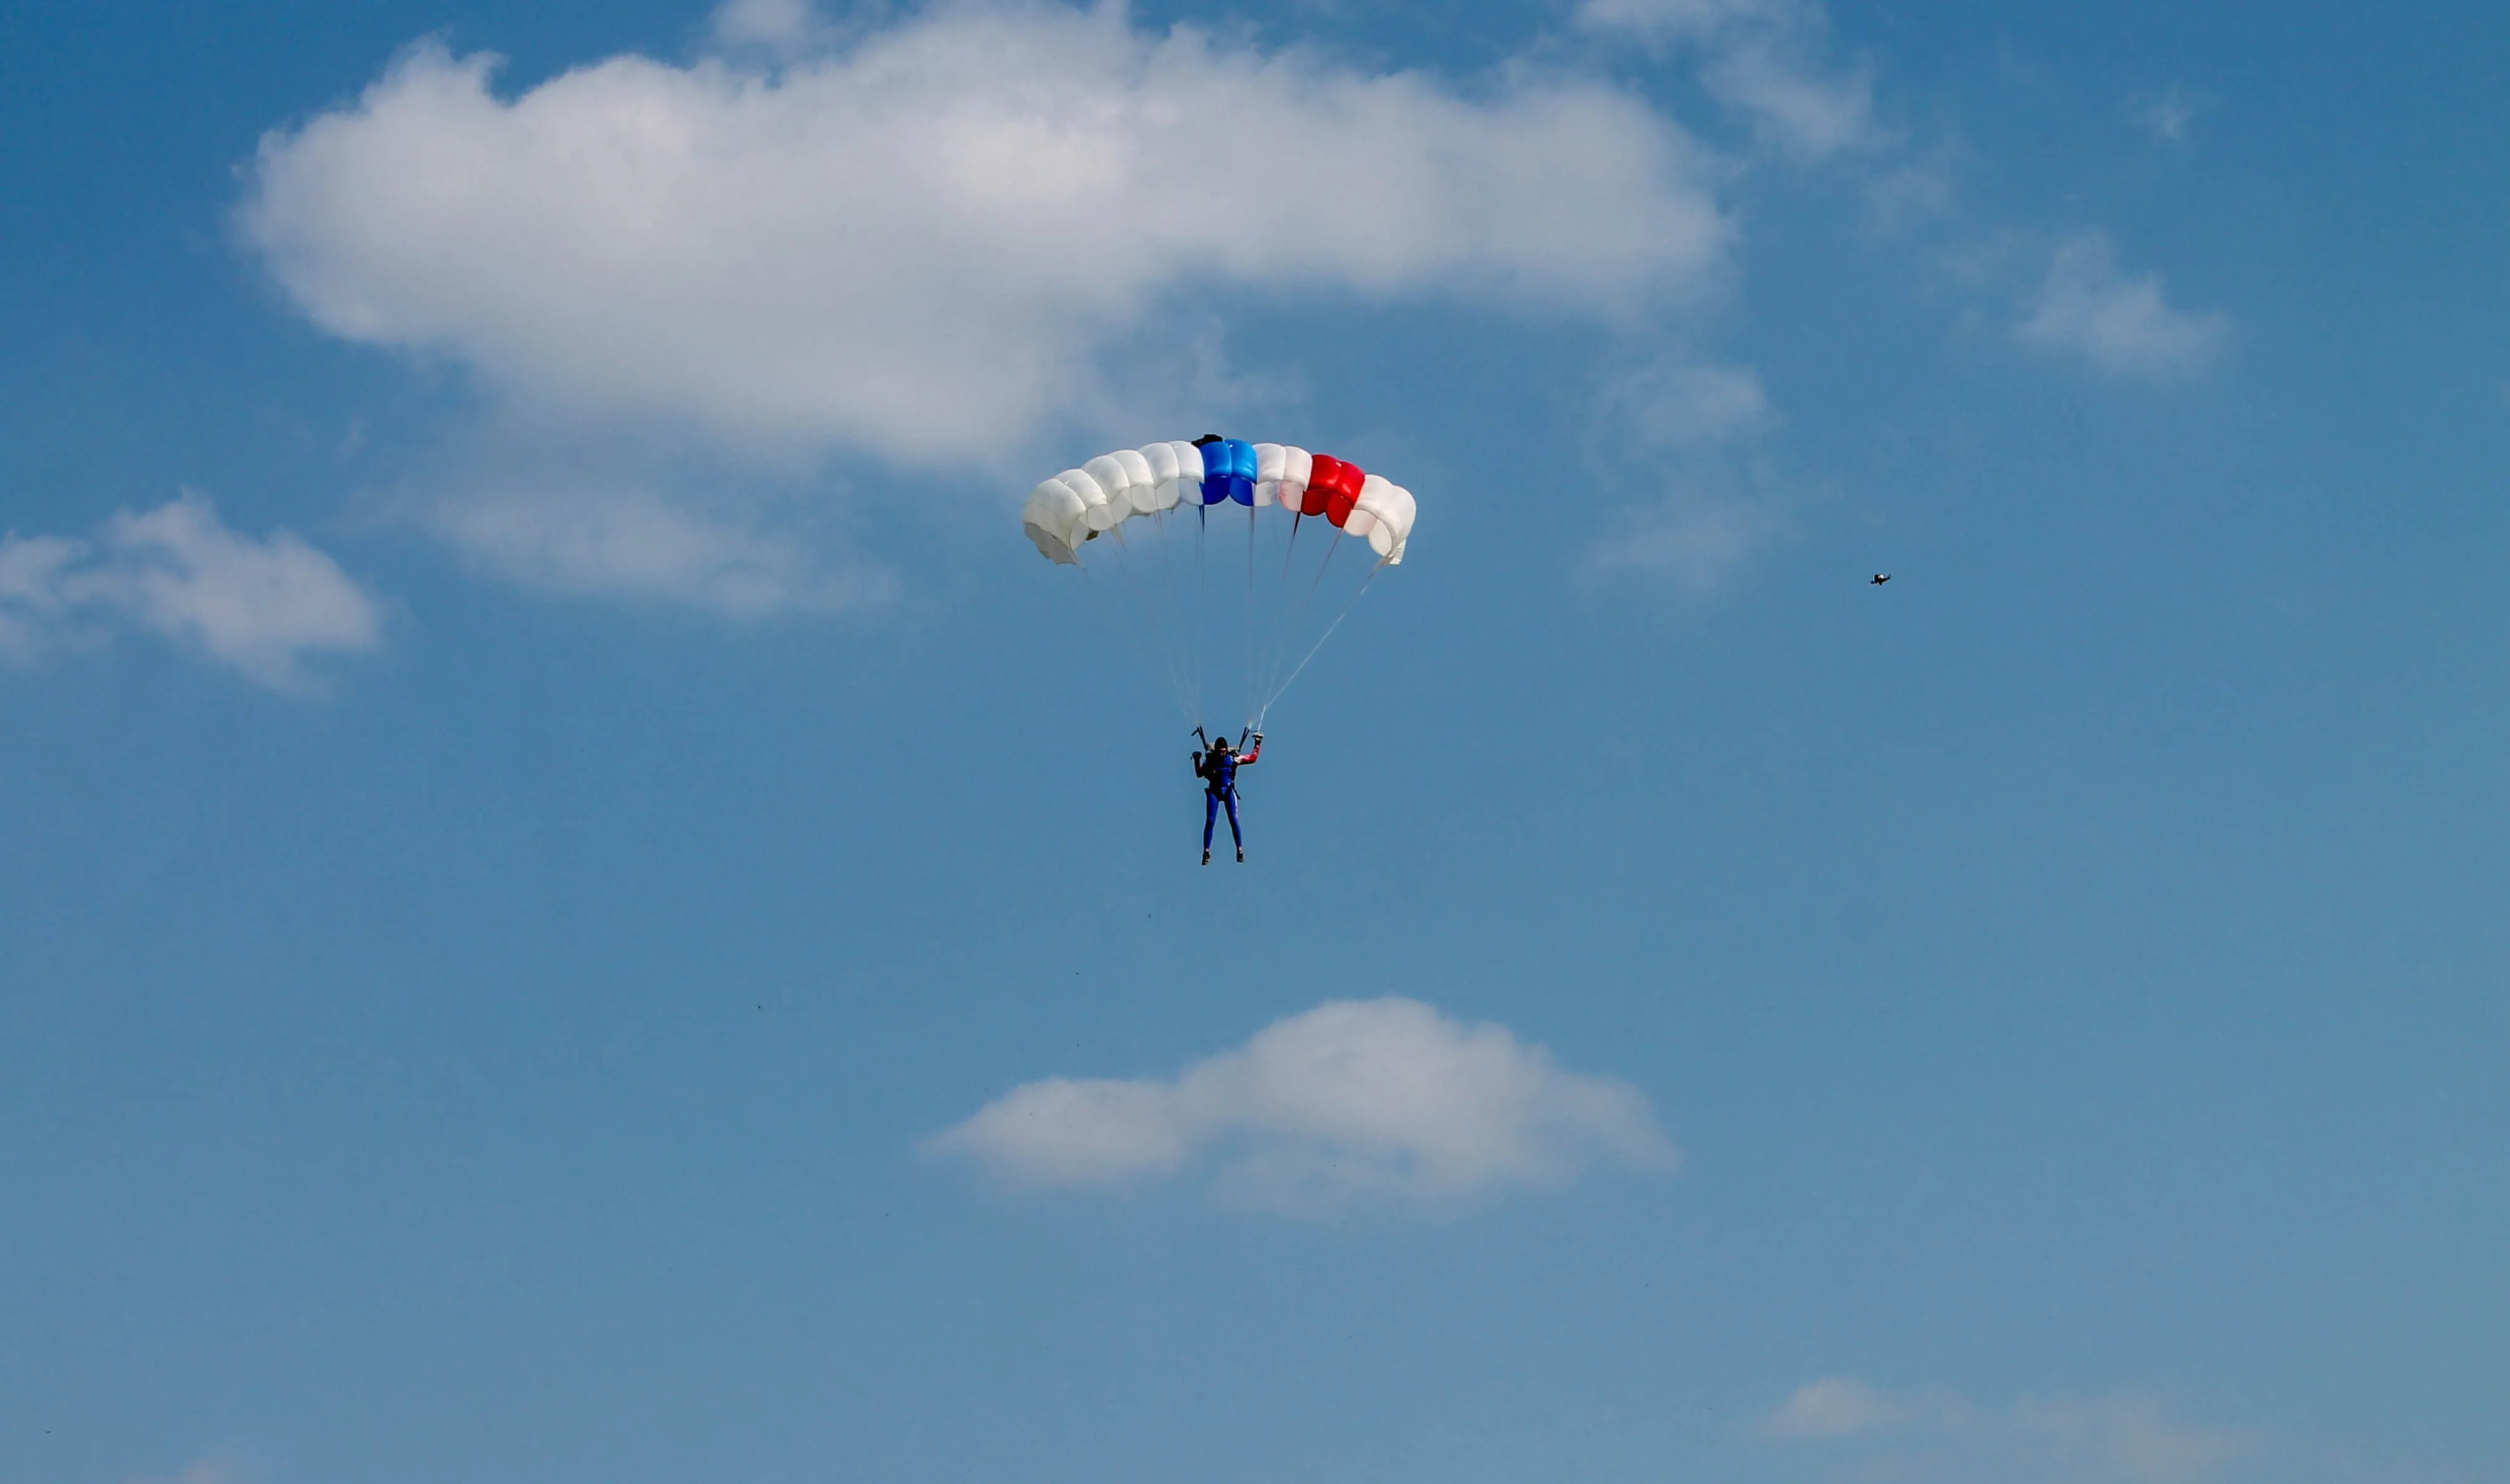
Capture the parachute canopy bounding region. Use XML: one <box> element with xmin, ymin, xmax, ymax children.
<box><xmin>1020</xmin><ymin>437</ymin><xmax>1417</xmax><ymax>733</ymax></box>
<box><xmin>1022</xmin><ymin>439</ymin><xmax>1415</xmax><ymax>567</ymax></box>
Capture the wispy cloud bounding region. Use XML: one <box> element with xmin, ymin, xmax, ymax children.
<box><xmin>2019</xmin><ymin>233</ymin><xmax>2228</xmax><ymax>381</ymax></box>
<box><xmin>1585</xmin><ymin>357</ymin><xmax>1788</xmax><ymax>591</ymax></box>
<box><xmin>2126</xmin><ymin>86</ymin><xmax>2210</xmax><ymax>144</ymax></box>
<box><xmin>1767</xmin><ymin>1375</ymin><xmax>1912</xmax><ymax>1437</ymax></box>
<box><xmin>0</xmin><ymin>493</ymin><xmax>383</xmax><ymax>692</ymax></box>
<box><xmin>125</xmin><ymin>1464</ymin><xmax>232</xmax><ymax>1484</ymax></box>
<box><xmin>928</xmin><ymin>998</ymin><xmax>1674</xmax><ymax>1215</ymax></box>
<box><xmin>709</xmin><ymin>0</ymin><xmax>831</xmax><ymax>59</ymax></box>
<box><xmin>1589</xmin><ymin>478</ymin><xmax>1781</xmax><ymax>593</ymax></box>
<box><xmin>407</xmin><ymin>433</ymin><xmax>895</xmax><ymax>616</ymax></box>
<box><xmin>1606</xmin><ymin>359</ymin><xmax>1775</xmax><ymax>448</ymax></box>
<box><xmin>1704</xmin><ymin>40</ymin><xmax>1879</xmax><ymax>161</ymax></box>
<box><xmin>1763</xmin><ymin>1378</ymin><xmax>2260</xmax><ymax>1483</ymax></box>
<box><xmin>1578</xmin><ymin>0</ymin><xmax>1884</xmax><ymax>161</ymax></box>
<box><xmin>1577</xmin><ymin>0</ymin><xmax>1781</xmax><ymax>39</ymax></box>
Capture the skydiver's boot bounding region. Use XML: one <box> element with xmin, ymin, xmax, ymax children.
<box><xmin>1237</xmin><ymin>848</ymin><xmax>1245</xmax><ymax>863</ymax></box>
<box><xmin>1202</xmin><ymin>848</ymin><xmax>1212</xmax><ymax>865</ymax></box>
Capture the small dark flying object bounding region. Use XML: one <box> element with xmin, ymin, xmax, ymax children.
<box><xmin>1870</xmin><ymin>573</ymin><xmax>1891</xmax><ymax>585</ymax></box>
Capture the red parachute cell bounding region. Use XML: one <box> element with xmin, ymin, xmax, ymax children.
<box><xmin>1297</xmin><ymin>454</ymin><xmax>1341</xmax><ymax>517</ymax></box>
<box><xmin>1324</xmin><ymin>463</ymin><xmax>1364</xmax><ymax>527</ymax></box>
<box><xmin>1307</xmin><ymin>454</ymin><xmax>1365</xmax><ymax>524</ymax></box>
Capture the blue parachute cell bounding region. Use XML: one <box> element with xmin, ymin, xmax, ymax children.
<box><xmin>1201</xmin><ymin>439</ymin><xmax>1257</xmax><ymax>506</ymax></box>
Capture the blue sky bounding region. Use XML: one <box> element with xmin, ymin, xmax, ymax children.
<box><xmin>3</xmin><ymin>1</ymin><xmax>2506</xmax><ymax>1481</ymax></box>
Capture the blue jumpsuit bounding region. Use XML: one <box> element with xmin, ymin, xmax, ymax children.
<box><xmin>1196</xmin><ymin>740</ymin><xmax>1260</xmax><ymax>851</ymax></box>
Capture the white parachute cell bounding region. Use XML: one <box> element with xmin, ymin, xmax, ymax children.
<box><xmin>1057</xmin><ymin>467</ymin><xmax>1113</xmax><ymax>534</ymax></box>
<box><xmin>1349</xmin><ymin>476</ymin><xmax>1416</xmax><ymax>561</ymax></box>
<box><xmin>1382</xmin><ymin>486</ymin><xmax>1416</xmax><ymax>560</ymax></box>
<box><xmin>1113</xmin><ymin>448</ymin><xmax>1156</xmax><ymax>504</ymax></box>
<box><xmin>1136</xmin><ymin>443</ymin><xmax>1184</xmax><ymax>514</ymax></box>
<box><xmin>1163</xmin><ymin>441</ymin><xmax>1205</xmax><ymax>509</ymax></box>
<box><xmin>1080</xmin><ymin>459</ymin><xmax>1134</xmax><ymax>529</ymax></box>
<box><xmin>1251</xmin><ymin>443</ymin><xmax>1286</xmax><ymax>507</ymax></box>
<box><xmin>1022</xmin><ymin>478</ymin><xmax>1087</xmax><ymax>563</ymax></box>
<box><xmin>1278</xmin><ymin>446</ymin><xmax>1312</xmax><ymax>510</ymax></box>
<box><xmin>1083</xmin><ymin>454</ymin><xmax>1131</xmax><ymax>516</ymax></box>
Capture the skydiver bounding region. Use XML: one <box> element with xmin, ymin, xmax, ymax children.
<box><xmin>1194</xmin><ymin>729</ymin><xmax>1262</xmax><ymax>864</ymax></box>
<box><xmin>1870</xmin><ymin>573</ymin><xmax>1891</xmax><ymax>585</ymax></box>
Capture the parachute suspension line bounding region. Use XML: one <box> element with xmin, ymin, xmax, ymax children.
<box><xmin>1252</xmin><ymin>512</ymin><xmax>1309</xmax><ymax>718</ymax></box>
<box><xmin>1106</xmin><ymin>523</ymin><xmax>1194</xmax><ymax>723</ymax></box>
<box><xmin>1074</xmin><ymin>562</ymin><xmax>1192</xmax><ymax>725</ymax></box>
<box><xmin>1244</xmin><ymin>503</ymin><xmax>1258</xmax><ymax>732</ymax></box>
<box><xmin>1087</xmin><ymin>529</ymin><xmax>1194</xmax><ymax>725</ymax></box>
<box><xmin>1135</xmin><ymin>527</ymin><xmax>1199</xmax><ymax>728</ymax></box>
<box><xmin>1253</xmin><ymin>527</ymin><xmax>1316</xmax><ymax>720</ymax></box>
<box><xmin>1258</xmin><ymin>554</ymin><xmax>1389</xmax><ymax>728</ymax></box>
<box><xmin>1258</xmin><ymin>525</ymin><xmax>1347</xmax><ymax>713</ymax></box>
<box><xmin>1192</xmin><ymin>502</ymin><xmax>1209</xmax><ymax>730</ymax></box>
<box><xmin>1146</xmin><ymin>508</ymin><xmax>1195</xmax><ymax>728</ymax></box>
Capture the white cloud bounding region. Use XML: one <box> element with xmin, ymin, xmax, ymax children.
<box><xmin>2018</xmin><ymin>233</ymin><xmax>2227</xmax><ymax>381</ymax></box>
<box><xmin>0</xmin><ymin>493</ymin><xmax>384</xmax><ymax>692</ymax></box>
<box><xmin>239</xmin><ymin>3</ymin><xmax>1734</xmax><ymax>611</ymax></box>
<box><xmin>1763</xmin><ymin>1378</ymin><xmax>2260</xmax><ymax>1484</ymax></box>
<box><xmin>928</xmin><ymin>997</ymin><xmax>1674</xmax><ymax>1214</ymax></box>
<box><xmin>242</xmin><ymin>7</ymin><xmax>1728</xmax><ymax>469</ymax></box>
